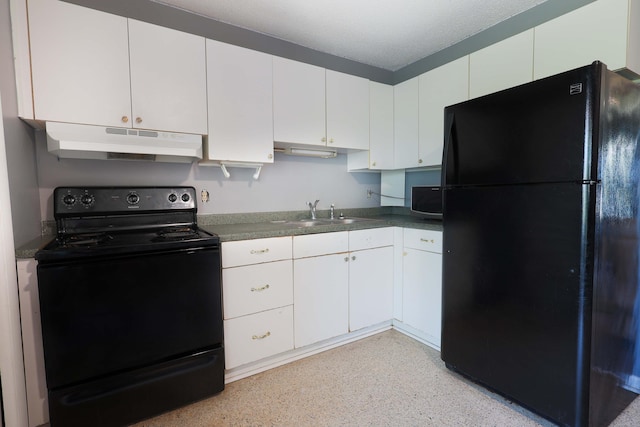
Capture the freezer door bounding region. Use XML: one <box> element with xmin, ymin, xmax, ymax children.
<box><xmin>441</xmin><ymin>182</ymin><xmax>594</xmax><ymax>427</ymax></box>
<box><xmin>443</xmin><ymin>63</ymin><xmax>602</xmax><ymax>187</ymax></box>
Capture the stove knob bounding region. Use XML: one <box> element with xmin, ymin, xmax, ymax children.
<box><xmin>168</xmin><ymin>193</ymin><xmax>178</xmax><ymax>203</ymax></box>
<box><xmin>80</xmin><ymin>194</ymin><xmax>94</xmax><ymax>206</ymax></box>
<box><xmin>127</xmin><ymin>192</ymin><xmax>140</xmax><ymax>205</ymax></box>
<box><xmin>181</xmin><ymin>193</ymin><xmax>190</xmax><ymax>203</ymax></box>
<box><xmin>62</xmin><ymin>194</ymin><xmax>76</xmax><ymax>206</ymax></box>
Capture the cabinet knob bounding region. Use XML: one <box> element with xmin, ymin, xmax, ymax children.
<box><xmin>344</xmin><ymin>256</ymin><xmax>349</xmax><ymax>262</ymax></box>
<box><xmin>321</xmin><ymin>137</ymin><xmax>327</xmax><ymax>143</ymax></box>
<box><xmin>329</xmin><ymin>138</ymin><xmax>334</xmax><ymax>143</ymax></box>
<box><xmin>136</xmin><ymin>117</ymin><xmax>143</xmax><ymax>124</ymax></box>
<box><xmin>268</xmin><ymin>153</ymin><xmax>273</xmax><ymax>160</ymax></box>
<box><xmin>371</xmin><ymin>162</ymin><xmax>376</xmax><ymax>167</ymax></box>
<box><xmin>418</xmin><ymin>159</ymin><xmax>423</xmax><ymax>164</ymax></box>
<box><xmin>351</xmin><ymin>255</ymin><xmax>356</xmax><ymax>261</ymax></box>
<box><xmin>121</xmin><ymin>116</ymin><xmax>129</xmax><ymax>123</ymax></box>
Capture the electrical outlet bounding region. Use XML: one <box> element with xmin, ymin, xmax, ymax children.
<box><xmin>201</xmin><ymin>189</ymin><xmax>210</xmax><ymax>203</ymax></box>
<box><xmin>367</xmin><ymin>189</ymin><xmax>372</xmax><ymax>199</ymax></box>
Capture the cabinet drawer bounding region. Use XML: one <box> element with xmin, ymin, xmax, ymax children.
<box><xmin>349</xmin><ymin>227</ymin><xmax>394</xmax><ymax>251</ymax></box>
<box><xmin>403</xmin><ymin>228</ymin><xmax>442</xmax><ymax>253</ymax></box>
<box><xmin>293</xmin><ymin>231</ymin><xmax>348</xmax><ymax>259</ymax></box>
<box><xmin>224</xmin><ymin>305</ymin><xmax>294</xmax><ymax>369</ymax></box>
<box><xmin>222</xmin><ymin>236</ymin><xmax>292</xmax><ymax>268</ymax></box>
<box><xmin>223</xmin><ymin>260</ymin><xmax>293</xmax><ymax>319</ymax></box>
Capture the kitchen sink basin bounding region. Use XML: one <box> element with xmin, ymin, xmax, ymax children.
<box><xmin>284</xmin><ymin>217</ymin><xmax>378</xmax><ymax>228</ymax></box>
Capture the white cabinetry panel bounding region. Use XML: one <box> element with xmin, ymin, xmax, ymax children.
<box><xmin>224</xmin><ymin>306</ymin><xmax>294</xmax><ymax>369</ymax></box>
<box><xmin>393</xmin><ymin>76</ymin><xmax>420</xmax><ymax>168</ymax></box>
<box><xmin>534</xmin><ymin>0</ymin><xmax>640</xmax><ymax>79</ymax></box>
<box><xmin>128</xmin><ymin>19</ymin><xmax>207</xmax><ymax>134</ymax></box>
<box><xmin>294</xmin><ymin>253</ymin><xmax>349</xmax><ymax>347</ymax></box>
<box><xmin>273</xmin><ymin>57</ymin><xmax>326</xmax><ymax>146</ymax></box>
<box><xmin>28</xmin><ymin>0</ymin><xmax>131</xmax><ymax>127</ymax></box>
<box><xmin>326</xmin><ymin>70</ymin><xmax>370</xmax><ymax>150</ymax></box>
<box><xmin>469</xmin><ymin>30</ymin><xmax>534</xmax><ymax>99</ymax></box>
<box><xmin>223</xmin><ymin>260</ymin><xmax>293</xmax><ymax>319</ymax></box>
<box><xmin>222</xmin><ymin>237</ymin><xmax>292</xmax><ymax>268</ymax></box>
<box><xmin>419</xmin><ymin>56</ymin><xmax>469</xmax><ymax>167</ymax></box>
<box><xmin>206</xmin><ymin>40</ymin><xmax>274</xmax><ymax>163</ymax></box>
<box><xmin>368</xmin><ymin>81</ymin><xmax>394</xmax><ymax>169</ymax></box>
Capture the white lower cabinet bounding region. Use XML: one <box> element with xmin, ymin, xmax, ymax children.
<box><xmin>222</xmin><ymin>237</ymin><xmax>294</xmax><ymax>369</ymax></box>
<box><xmin>348</xmin><ymin>228</ymin><xmax>394</xmax><ymax>331</ymax></box>
<box><xmin>293</xmin><ymin>232</ymin><xmax>350</xmax><ymax>348</ymax></box>
<box><xmin>401</xmin><ymin>228</ymin><xmax>443</xmax><ymax>349</ymax></box>
<box><xmin>224</xmin><ymin>306</ymin><xmax>294</xmax><ymax>369</ymax></box>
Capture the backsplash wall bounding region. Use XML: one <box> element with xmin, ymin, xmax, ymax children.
<box><xmin>34</xmin><ymin>131</ymin><xmax>381</xmax><ymax>221</ymax></box>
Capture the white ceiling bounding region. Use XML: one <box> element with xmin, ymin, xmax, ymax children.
<box><xmin>151</xmin><ymin>0</ymin><xmax>549</xmax><ymax>71</ymax></box>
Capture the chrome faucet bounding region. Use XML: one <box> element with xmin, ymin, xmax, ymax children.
<box><xmin>330</xmin><ymin>204</ymin><xmax>335</xmax><ymax>220</ymax></box>
<box><xmin>307</xmin><ymin>200</ymin><xmax>320</xmax><ymax>219</ymax></box>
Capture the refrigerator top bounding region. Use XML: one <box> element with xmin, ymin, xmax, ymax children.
<box><xmin>442</xmin><ymin>62</ymin><xmax>604</xmax><ymax>188</ymax></box>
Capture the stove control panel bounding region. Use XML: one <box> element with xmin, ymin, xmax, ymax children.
<box><xmin>54</xmin><ymin>187</ymin><xmax>198</xmax><ymax>216</ymax></box>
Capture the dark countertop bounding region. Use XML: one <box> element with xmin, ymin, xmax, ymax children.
<box><xmin>201</xmin><ymin>213</ymin><xmax>442</xmax><ymax>242</ymax></box>
<box><xmin>15</xmin><ymin>209</ymin><xmax>442</xmax><ymax>257</ymax></box>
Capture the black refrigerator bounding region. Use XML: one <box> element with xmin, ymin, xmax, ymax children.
<box><xmin>441</xmin><ymin>62</ymin><xmax>640</xmax><ymax>427</ymax></box>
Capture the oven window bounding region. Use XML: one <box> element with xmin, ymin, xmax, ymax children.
<box><xmin>37</xmin><ymin>247</ymin><xmax>222</xmax><ymax>389</ymax></box>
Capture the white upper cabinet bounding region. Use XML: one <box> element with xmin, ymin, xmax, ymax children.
<box><xmin>273</xmin><ymin>57</ymin><xmax>369</xmax><ymax>150</ymax></box>
<box><xmin>469</xmin><ymin>29</ymin><xmax>534</xmax><ymax>99</ymax></box>
<box><xmin>368</xmin><ymin>81</ymin><xmax>394</xmax><ymax>169</ymax></box>
<box><xmin>206</xmin><ymin>40</ymin><xmax>274</xmax><ymax>163</ymax></box>
<box><xmin>28</xmin><ymin>0</ymin><xmax>131</xmax><ymax>127</ymax></box>
<box><xmin>128</xmin><ymin>20</ymin><xmax>207</xmax><ymax>134</ymax></box>
<box><xmin>534</xmin><ymin>0</ymin><xmax>640</xmax><ymax>80</ymax></box>
<box><xmin>325</xmin><ymin>70</ymin><xmax>370</xmax><ymax>150</ymax></box>
<box><xmin>26</xmin><ymin>0</ymin><xmax>207</xmax><ymax>134</ymax></box>
<box><xmin>393</xmin><ymin>76</ymin><xmax>420</xmax><ymax>168</ymax></box>
<box><xmin>273</xmin><ymin>57</ymin><xmax>327</xmax><ymax>146</ymax></box>
<box><xmin>419</xmin><ymin>56</ymin><xmax>469</xmax><ymax>167</ymax></box>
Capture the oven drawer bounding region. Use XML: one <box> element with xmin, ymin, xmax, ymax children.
<box><xmin>223</xmin><ymin>260</ymin><xmax>293</xmax><ymax>319</ymax></box>
<box><xmin>222</xmin><ymin>237</ymin><xmax>292</xmax><ymax>268</ymax></box>
<box><xmin>224</xmin><ymin>305</ymin><xmax>294</xmax><ymax>369</ymax></box>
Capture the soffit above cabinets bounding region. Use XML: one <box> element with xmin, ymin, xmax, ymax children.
<box><xmin>151</xmin><ymin>0</ymin><xmax>550</xmax><ymax>71</ymax></box>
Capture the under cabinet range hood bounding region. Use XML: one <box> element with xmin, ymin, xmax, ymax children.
<box><xmin>45</xmin><ymin>122</ymin><xmax>203</xmax><ymax>163</ymax></box>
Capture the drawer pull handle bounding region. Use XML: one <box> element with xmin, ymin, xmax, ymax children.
<box><xmin>251</xmin><ymin>284</ymin><xmax>270</xmax><ymax>292</ymax></box>
<box><xmin>252</xmin><ymin>331</ymin><xmax>271</xmax><ymax>340</ymax></box>
<box><xmin>420</xmin><ymin>238</ymin><xmax>435</xmax><ymax>244</ymax></box>
<box><xmin>250</xmin><ymin>248</ymin><xmax>270</xmax><ymax>255</ymax></box>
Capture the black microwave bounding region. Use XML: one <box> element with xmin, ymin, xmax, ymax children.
<box><xmin>410</xmin><ymin>186</ymin><xmax>442</xmax><ymax>219</ymax></box>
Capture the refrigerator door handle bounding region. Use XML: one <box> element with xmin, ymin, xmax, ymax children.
<box><xmin>442</xmin><ymin>110</ymin><xmax>458</xmax><ymax>187</ymax></box>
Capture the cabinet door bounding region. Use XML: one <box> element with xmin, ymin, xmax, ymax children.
<box><xmin>534</xmin><ymin>0</ymin><xmax>639</xmax><ymax>80</ymax></box>
<box><xmin>326</xmin><ymin>70</ymin><xmax>369</xmax><ymax>150</ymax></box>
<box><xmin>349</xmin><ymin>246</ymin><xmax>394</xmax><ymax>331</ymax></box>
<box><xmin>128</xmin><ymin>19</ymin><xmax>207</xmax><ymax>134</ymax></box>
<box><xmin>469</xmin><ymin>29</ymin><xmax>534</xmax><ymax>99</ymax></box>
<box><xmin>369</xmin><ymin>81</ymin><xmax>395</xmax><ymax>169</ymax></box>
<box><xmin>273</xmin><ymin>57</ymin><xmax>326</xmax><ymax>146</ymax></box>
<box><xmin>294</xmin><ymin>253</ymin><xmax>349</xmax><ymax>347</ymax></box>
<box><xmin>419</xmin><ymin>56</ymin><xmax>469</xmax><ymax>167</ymax></box>
<box><xmin>206</xmin><ymin>40</ymin><xmax>274</xmax><ymax>163</ymax></box>
<box><xmin>28</xmin><ymin>0</ymin><xmax>131</xmax><ymax>126</ymax></box>
<box><xmin>393</xmin><ymin>76</ymin><xmax>420</xmax><ymax>168</ymax></box>
<box><xmin>403</xmin><ymin>248</ymin><xmax>442</xmax><ymax>349</ymax></box>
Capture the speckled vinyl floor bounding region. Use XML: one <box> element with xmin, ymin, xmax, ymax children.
<box><xmin>131</xmin><ymin>330</ymin><xmax>640</xmax><ymax>427</ymax></box>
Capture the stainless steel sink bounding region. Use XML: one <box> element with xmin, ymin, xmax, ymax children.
<box><xmin>284</xmin><ymin>217</ymin><xmax>377</xmax><ymax>227</ymax></box>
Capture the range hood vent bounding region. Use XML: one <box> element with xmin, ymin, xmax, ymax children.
<box><xmin>45</xmin><ymin>122</ymin><xmax>203</xmax><ymax>163</ymax></box>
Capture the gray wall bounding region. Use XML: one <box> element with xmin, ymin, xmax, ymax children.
<box><xmin>35</xmin><ymin>132</ymin><xmax>381</xmax><ymax>220</ymax></box>
<box><xmin>1</xmin><ymin>0</ymin><xmax>41</xmax><ymax>246</ymax></box>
